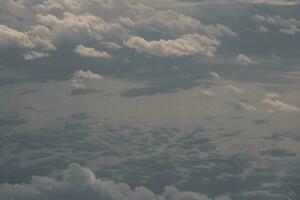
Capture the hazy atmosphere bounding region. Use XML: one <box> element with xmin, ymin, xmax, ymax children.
<box><xmin>0</xmin><ymin>0</ymin><xmax>300</xmax><ymax>199</ymax></box>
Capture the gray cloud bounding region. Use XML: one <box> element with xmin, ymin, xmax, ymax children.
<box><xmin>74</xmin><ymin>44</ymin><xmax>111</xmax><ymax>58</ymax></box>
<box><xmin>0</xmin><ymin>163</ymin><xmax>230</xmax><ymax>200</ymax></box>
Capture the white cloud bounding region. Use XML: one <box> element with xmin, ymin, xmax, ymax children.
<box><xmin>263</xmin><ymin>98</ymin><xmax>299</xmax><ymax>112</ymax></box>
<box><xmin>74</xmin><ymin>44</ymin><xmax>110</xmax><ymax>58</ymax></box>
<box><xmin>24</xmin><ymin>51</ymin><xmax>49</xmax><ymax>60</ymax></box>
<box><xmin>34</xmin><ymin>0</ymin><xmax>236</xmax><ymax>38</ymax></box>
<box><xmin>252</xmin><ymin>14</ymin><xmax>300</xmax><ymax>35</ymax></box>
<box><xmin>70</xmin><ymin>70</ymin><xmax>102</xmax><ymax>90</ymax></box>
<box><xmin>0</xmin><ymin>25</ymin><xmax>34</xmax><ymax>49</ymax></box>
<box><xmin>209</xmin><ymin>72</ymin><xmax>221</xmax><ymax>80</ymax></box>
<box><xmin>35</xmin><ymin>12</ymin><xmax>127</xmax><ymax>44</ymax></box>
<box><xmin>236</xmin><ymin>54</ymin><xmax>255</xmax><ymax>65</ymax></box>
<box><xmin>0</xmin><ymin>163</ymin><xmax>231</xmax><ymax>200</ymax></box>
<box><xmin>124</xmin><ymin>33</ymin><xmax>220</xmax><ymax>57</ymax></box>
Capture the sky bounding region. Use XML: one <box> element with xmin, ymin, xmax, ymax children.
<box><xmin>0</xmin><ymin>0</ymin><xmax>300</xmax><ymax>200</ymax></box>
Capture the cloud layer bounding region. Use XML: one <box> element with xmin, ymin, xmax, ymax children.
<box><xmin>0</xmin><ymin>163</ymin><xmax>230</xmax><ymax>200</ymax></box>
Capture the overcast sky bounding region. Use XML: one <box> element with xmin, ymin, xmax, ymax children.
<box><xmin>0</xmin><ymin>0</ymin><xmax>300</xmax><ymax>200</ymax></box>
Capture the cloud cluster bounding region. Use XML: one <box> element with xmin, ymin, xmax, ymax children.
<box><xmin>0</xmin><ymin>163</ymin><xmax>230</xmax><ymax>200</ymax></box>
<box><xmin>70</xmin><ymin>70</ymin><xmax>102</xmax><ymax>90</ymax></box>
<box><xmin>263</xmin><ymin>98</ymin><xmax>299</xmax><ymax>112</ymax></box>
<box><xmin>0</xmin><ymin>0</ymin><xmax>237</xmax><ymax>59</ymax></box>
<box><xmin>0</xmin><ymin>24</ymin><xmax>34</xmax><ymax>49</ymax></box>
<box><xmin>23</xmin><ymin>51</ymin><xmax>49</xmax><ymax>60</ymax></box>
<box><xmin>74</xmin><ymin>44</ymin><xmax>110</xmax><ymax>58</ymax></box>
<box><xmin>252</xmin><ymin>14</ymin><xmax>300</xmax><ymax>35</ymax></box>
<box><xmin>124</xmin><ymin>33</ymin><xmax>220</xmax><ymax>57</ymax></box>
<box><xmin>236</xmin><ymin>54</ymin><xmax>255</xmax><ymax>65</ymax></box>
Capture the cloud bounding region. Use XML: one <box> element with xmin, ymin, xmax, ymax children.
<box><xmin>74</xmin><ymin>44</ymin><xmax>110</xmax><ymax>58</ymax></box>
<box><xmin>266</xmin><ymin>92</ymin><xmax>280</xmax><ymax>100</ymax></box>
<box><xmin>0</xmin><ymin>163</ymin><xmax>231</xmax><ymax>200</ymax></box>
<box><xmin>73</xmin><ymin>70</ymin><xmax>102</xmax><ymax>81</ymax></box>
<box><xmin>104</xmin><ymin>42</ymin><xmax>122</xmax><ymax>50</ymax></box>
<box><xmin>252</xmin><ymin>14</ymin><xmax>300</xmax><ymax>35</ymax></box>
<box><xmin>23</xmin><ymin>51</ymin><xmax>49</xmax><ymax>60</ymax></box>
<box><xmin>209</xmin><ymin>72</ymin><xmax>221</xmax><ymax>80</ymax></box>
<box><xmin>200</xmin><ymin>89</ymin><xmax>216</xmax><ymax>97</ymax></box>
<box><xmin>70</xmin><ymin>70</ymin><xmax>102</xmax><ymax>90</ymax></box>
<box><xmin>35</xmin><ymin>12</ymin><xmax>127</xmax><ymax>44</ymax></box>
<box><xmin>236</xmin><ymin>101</ymin><xmax>257</xmax><ymax>112</ymax></box>
<box><xmin>225</xmin><ymin>84</ymin><xmax>244</xmax><ymax>94</ymax></box>
<box><xmin>263</xmin><ymin>98</ymin><xmax>299</xmax><ymax>112</ymax></box>
<box><xmin>258</xmin><ymin>25</ymin><xmax>269</xmax><ymax>33</ymax></box>
<box><xmin>34</xmin><ymin>0</ymin><xmax>236</xmax><ymax>38</ymax></box>
<box><xmin>0</xmin><ymin>25</ymin><xmax>34</xmax><ymax>49</ymax></box>
<box><xmin>236</xmin><ymin>54</ymin><xmax>255</xmax><ymax>65</ymax></box>
<box><xmin>124</xmin><ymin>33</ymin><xmax>221</xmax><ymax>57</ymax></box>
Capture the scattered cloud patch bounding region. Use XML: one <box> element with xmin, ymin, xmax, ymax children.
<box><xmin>236</xmin><ymin>54</ymin><xmax>255</xmax><ymax>65</ymax></box>
<box><xmin>24</xmin><ymin>51</ymin><xmax>49</xmax><ymax>60</ymax></box>
<box><xmin>236</xmin><ymin>101</ymin><xmax>257</xmax><ymax>112</ymax></box>
<box><xmin>209</xmin><ymin>72</ymin><xmax>221</xmax><ymax>80</ymax></box>
<box><xmin>252</xmin><ymin>14</ymin><xmax>300</xmax><ymax>35</ymax></box>
<box><xmin>0</xmin><ymin>25</ymin><xmax>34</xmax><ymax>49</ymax></box>
<box><xmin>124</xmin><ymin>33</ymin><xmax>220</xmax><ymax>57</ymax></box>
<box><xmin>74</xmin><ymin>44</ymin><xmax>110</xmax><ymax>58</ymax></box>
<box><xmin>70</xmin><ymin>70</ymin><xmax>102</xmax><ymax>91</ymax></box>
<box><xmin>263</xmin><ymin>98</ymin><xmax>299</xmax><ymax>112</ymax></box>
<box><xmin>104</xmin><ymin>42</ymin><xmax>122</xmax><ymax>50</ymax></box>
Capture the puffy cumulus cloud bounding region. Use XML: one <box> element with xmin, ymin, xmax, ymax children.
<box><xmin>74</xmin><ymin>44</ymin><xmax>111</xmax><ymax>58</ymax></box>
<box><xmin>0</xmin><ymin>25</ymin><xmax>34</xmax><ymax>49</ymax></box>
<box><xmin>130</xmin><ymin>9</ymin><xmax>237</xmax><ymax>38</ymax></box>
<box><xmin>25</xmin><ymin>25</ymin><xmax>57</xmax><ymax>51</ymax></box>
<box><xmin>124</xmin><ymin>33</ymin><xmax>221</xmax><ymax>57</ymax></box>
<box><xmin>35</xmin><ymin>12</ymin><xmax>128</xmax><ymax>44</ymax></box>
<box><xmin>70</xmin><ymin>70</ymin><xmax>102</xmax><ymax>90</ymax></box>
<box><xmin>252</xmin><ymin>14</ymin><xmax>300</xmax><ymax>35</ymax></box>
<box><xmin>0</xmin><ymin>0</ymin><xmax>237</xmax><ymax>59</ymax></box>
<box><xmin>34</xmin><ymin>0</ymin><xmax>236</xmax><ymax>38</ymax></box>
<box><xmin>73</xmin><ymin>70</ymin><xmax>102</xmax><ymax>80</ymax></box>
<box><xmin>0</xmin><ymin>24</ymin><xmax>56</xmax><ymax>52</ymax></box>
<box><xmin>263</xmin><ymin>98</ymin><xmax>299</xmax><ymax>112</ymax></box>
<box><xmin>23</xmin><ymin>51</ymin><xmax>50</xmax><ymax>60</ymax></box>
<box><xmin>236</xmin><ymin>54</ymin><xmax>255</xmax><ymax>65</ymax></box>
<box><xmin>0</xmin><ymin>163</ymin><xmax>231</xmax><ymax>200</ymax></box>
